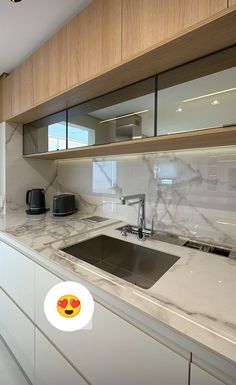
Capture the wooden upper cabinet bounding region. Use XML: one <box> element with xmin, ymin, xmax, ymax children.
<box><xmin>0</xmin><ymin>74</ymin><xmax>12</xmax><ymax>122</ymax></box>
<box><xmin>67</xmin><ymin>0</ymin><xmax>122</xmax><ymax>88</ymax></box>
<box><xmin>12</xmin><ymin>56</ymin><xmax>34</xmax><ymax>116</ymax></box>
<box><xmin>229</xmin><ymin>0</ymin><xmax>236</xmax><ymax>5</ymax></box>
<box><xmin>34</xmin><ymin>26</ymin><xmax>67</xmax><ymax>104</ymax></box>
<box><xmin>122</xmin><ymin>0</ymin><xmax>227</xmax><ymax>60</ymax></box>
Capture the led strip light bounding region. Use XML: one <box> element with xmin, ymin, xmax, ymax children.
<box><xmin>182</xmin><ymin>87</ymin><xmax>236</xmax><ymax>103</ymax></box>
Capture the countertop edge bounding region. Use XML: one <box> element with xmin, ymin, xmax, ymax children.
<box><xmin>0</xmin><ymin>229</ymin><xmax>236</xmax><ymax>382</ymax></box>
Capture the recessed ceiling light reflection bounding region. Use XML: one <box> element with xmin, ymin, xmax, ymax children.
<box><xmin>176</xmin><ymin>108</ymin><xmax>182</xmax><ymax>112</ymax></box>
<box><xmin>211</xmin><ymin>100</ymin><xmax>220</xmax><ymax>106</ymax></box>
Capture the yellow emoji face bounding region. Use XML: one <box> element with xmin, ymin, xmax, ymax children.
<box><xmin>57</xmin><ymin>294</ymin><xmax>81</xmax><ymax>318</ymax></box>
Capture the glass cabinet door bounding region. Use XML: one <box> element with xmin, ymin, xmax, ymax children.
<box><xmin>23</xmin><ymin>46</ymin><xmax>236</xmax><ymax>156</ymax></box>
<box><xmin>67</xmin><ymin>77</ymin><xmax>155</xmax><ymax>148</ymax></box>
<box><xmin>24</xmin><ymin>111</ymin><xmax>67</xmax><ymax>155</ymax></box>
<box><xmin>157</xmin><ymin>46</ymin><xmax>236</xmax><ymax>135</ymax></box>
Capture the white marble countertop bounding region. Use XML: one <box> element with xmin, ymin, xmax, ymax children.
<box><xmin>0</xmin><ymin>209</ymin><xmax>236</xmax><ymax>365</ymax></box>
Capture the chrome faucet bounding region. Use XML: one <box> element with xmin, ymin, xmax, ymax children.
<box><xmin>120</xmin><ymin>194</ymin><xmax>152</xmax><ymax>240</ymax></box>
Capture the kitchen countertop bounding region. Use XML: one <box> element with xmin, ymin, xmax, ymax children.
<box><xmin>0</xmin><ymin>209</ymin><xmax>236</xmax><ymax>366</ymax></box>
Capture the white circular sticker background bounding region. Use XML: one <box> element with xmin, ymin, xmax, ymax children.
<box><xmin>44</xmin><ymin>281</ymin><xmax>94</xmax><ymax>332</ymax></box>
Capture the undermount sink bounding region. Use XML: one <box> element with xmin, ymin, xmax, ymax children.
<box><xmin>61</xmin><ymin>235</ymin><xmax>179</xmax><ymax>289</ymax></box>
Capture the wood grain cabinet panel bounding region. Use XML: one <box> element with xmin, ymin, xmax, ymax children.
<box><xmin>67</xmin><ymin>0</ymin><xmax>122</xmax><ymax>87</ymax></box>
<box><xmin>34</xmin><ymin>26</ymin><xmax>67</xmax><ymax>104</ymax></box>
<box><xmin>122</xmin><ymin>0</ymin><xmax>227</xmax><ymax>60</ymax></box>
<box><xmin>4</xmin><ymin>75</ymin><xmax>12</xmax><ymax>120</ymax></box>
<box><xmin>12</xmin><ymin>57</ymin><xmax>34</xmax><ymax>116</ymax></box>
<box><xmin>0</xmin><ymin>74</ymin><xmax>12</xmax><ymax>121</ymax></box>
<box><xmin>229</xmin><ymin>0</ymin><xmax>236</xmax><ymax>5</ymax></box>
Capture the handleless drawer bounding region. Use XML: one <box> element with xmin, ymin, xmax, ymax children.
<box><xmin>0</xmin><ymin>289</ymin><xmax>34</xmax><ymax>382</ymax></box>
<box><xmin>35</xmin><ymin>264</ymin><xmax>189</xmax><ymax>385</ymax></box>
<box><xmin>35</xmin><ymin>329</ymin><xmax>88</xmax><ymax>385</ymax></box>
<box><xmin>0</xmin><ymin>240</ymin><xmax>34</xmax><ymax>319</ymax></box>
<box><xmin>191</xmin><ymin>364</ymin><xmax>226</xmax><ymax>385</ymax></box>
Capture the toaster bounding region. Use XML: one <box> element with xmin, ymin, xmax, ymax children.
<box><xmin>52</xmin><ymin>194</ymin><xmax>77</xmax><ymax>216</ymax></box>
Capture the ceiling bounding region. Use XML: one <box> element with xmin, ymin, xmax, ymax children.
<box><xmin>0</xmin><ymin>0</ymin><xmax>91</xmax><ymax>75</ymax></box>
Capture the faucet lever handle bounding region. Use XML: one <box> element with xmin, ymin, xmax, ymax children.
<box><xmin>127</xmin><ymin>200</ymin><xmax>140</xmax><ymax>206</ymax></box>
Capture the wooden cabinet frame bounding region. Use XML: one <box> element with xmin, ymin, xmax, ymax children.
<box><xmin>0</xmin><ymin>73</ymin><xmax>12</xmax><ymax>122</ymax></box>
<box><xmin>23</xmin><ymin>40</ymin><xmax>236</xmax><ymax>160</ymax></box>
<box><xmin>33</xmin><ymin>26</ymin><xmax>67</xmax><ymax>104</ymax></box>
<box><xmin>12</xmin><ymin>57</ymin><xmax>34</xmax><ymax>116</ymax></box>
<box><xmin>23</xmin><ymin>126</ymin><xmax>236</xmax><ymax>160</ymax></box>
<box><xmin>8</xmin><ymin>6</ymin><xmax>236</xmax><ymax>127</ymax></box>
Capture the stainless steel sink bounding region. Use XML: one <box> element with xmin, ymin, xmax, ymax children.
<box><xmin>61</xmin><ymin>235</ymin><xmax>179</xmax><ymax>289</ymax></box>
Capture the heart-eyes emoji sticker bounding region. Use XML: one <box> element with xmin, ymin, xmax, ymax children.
<box><xmin>44</xmin><ymin>281</ymin><xmax>94</xmax><ymax>331</ymax></box>
<box><xmin>57</xmin><ymin>294</ymin><xmax>81</xmax><ymax>318</ymax></box>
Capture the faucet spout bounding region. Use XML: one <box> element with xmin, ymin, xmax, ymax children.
<box><xmin>120</xmin><ymin>194</ymin><xmax>147</xmax><ymax>239</ymax></box>
<box><xmin>120</xmin><ymin>194</ymin><xmax>145</xmax><ymax>205</ymax></box>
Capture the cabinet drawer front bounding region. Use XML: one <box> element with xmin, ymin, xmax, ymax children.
<box><xmin>35</xmin><ymin>329</ymin><xmax>88</xmax><ymax>385</ymax></box>
<box><xmin>35</xmin><ymin>264</ymin><xmax>189</xmax><ymax>385</ymax></box>
<box><xmin>0</xmin><ymin>240</ymin><xmax>34</xmax><ymax>319</ymax></box>
<box><xmin>0</xmin><ymin>289</ymin><xmax>34</xmax><ymax>382</ymax></box>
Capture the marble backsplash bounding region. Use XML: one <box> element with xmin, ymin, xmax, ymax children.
<box><xmin>2</xmin><ymin>122</ymin><xmax>236</xmax><ymax>246</ymax></box>
<box><xmin>2</xmin><ymin>123</ymin><xmax>57</xmax><ymax>213</ymax></box>
<box><xmin>56</xmin><ymin>147</ymin><xmax>236</xmax><ymax>246</ymax></box>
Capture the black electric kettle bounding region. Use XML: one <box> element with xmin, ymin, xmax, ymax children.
<box><xmin>26</xmin><ymin>188</ymin><xmax>49</xmax><ymax>215</ymax></box>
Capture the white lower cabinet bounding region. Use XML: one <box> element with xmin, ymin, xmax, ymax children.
<box><xmin>35</xmin><ymin>329</ymin><xmax>88</xmax><ymax>385</ymax></box>
<box><xmin>0</xmin><ymin>239</ymin><xmax>232</xmax><ymax>385</ymax></box>
<box><xmin>35</xmin><ymin>264</ymin><xmax>189</xmax><ymax>385</ymax></box>
<box><xmin>0</xmin><ymin>289</ymin><xmax>34</xmax><ymax>383</ymax></box>
<box><xmin>191</xmin><ymin>364</ymin><xmax>226</xmax><ymax>385</ymax></box>
<box><xmin>0</xmin><ymin>240</ymin><xmax>34</xmax><ymax>319</ymax></box>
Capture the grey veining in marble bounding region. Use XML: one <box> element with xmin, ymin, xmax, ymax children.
<box><xmin>1</xmin><ymin>121</ymin><xmax>236</xmax><ymax>364</ymax></box>
<box><xmin>56</xmin><ymin>147</ymin><xmax>236</xmax><ymax>246</ymax></box>
<box><xmin>4</xmin><ymin>122</ymin><xmax>58</xmax><ymax>211</ymax></box>
<box><xmin>2</xmin><ymin>121</ymin><xmax>236</xmax><ymax>246</ymax></box>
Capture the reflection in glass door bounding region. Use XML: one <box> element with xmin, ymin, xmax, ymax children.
<box><xmin>24</xmin><ymin>111</ymin><xmax>67</xmax><ymax>155</ymax></box>
<box><xmin>67</xmin><ymin>123</ymin><xmax>95</xmax><ymax>148</ymax></box>
<box><xmin>48</xmin><ymin>122</ymin><xmax>67</xmax><ymax>151</ymax></box>
<box><xmin>68</xmin><ymin>77</ymin><xmax>155</xmax><ymax>148</ymax></box>
<box><xmin>157</xmin><ymin>47</ymin><xmax>236</xmax><ymax>135</ymax></box>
